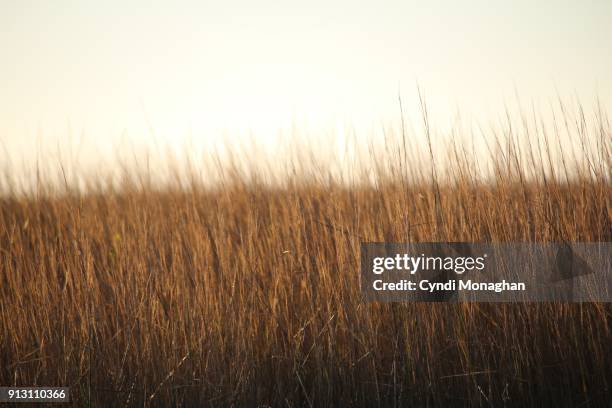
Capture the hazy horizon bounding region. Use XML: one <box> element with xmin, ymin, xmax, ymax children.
<box><xmin>1</xmin><ymin>0</ymin><xmax>611</xmax><ymax>190</ymax></box>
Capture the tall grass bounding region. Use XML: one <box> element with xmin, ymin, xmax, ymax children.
<box><xmin>0</xmin><ymin>100</ymin><xmax>610</xmax><ymax>406</ymax></box>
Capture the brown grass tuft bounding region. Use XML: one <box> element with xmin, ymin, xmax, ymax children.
<box><xmin>1</xmin><ymin>102</ymin><xmax>610</xmax><ymax>406</ymax></box>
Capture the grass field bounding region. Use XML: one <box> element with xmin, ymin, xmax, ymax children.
<box><xmin>0</xmin><ymin>103</ymin><xmax>610</xmax><ymax>406</ymax></box>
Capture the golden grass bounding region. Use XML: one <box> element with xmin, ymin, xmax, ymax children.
<box><xmin>0</xmin><ymin>102</ymin><xmax>610</xmax><ymax>406</ymax></box>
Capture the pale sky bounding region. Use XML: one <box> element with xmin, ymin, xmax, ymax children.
<box><xmin>1</xmin><ymin>0</ymin><xmax>611</xmax><ymax>186</ymax></box>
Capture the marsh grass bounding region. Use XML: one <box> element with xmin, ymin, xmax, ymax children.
<box><xmin>0</xmin><ymin>100</ymin><xmax>610</xmax><ymax>406</ymax></box>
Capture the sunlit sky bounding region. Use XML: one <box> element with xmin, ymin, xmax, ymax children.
<box><xmin>1</xmin><ymin>0</ymin><xmax>611</xmax><ymax>181</ymax></box>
